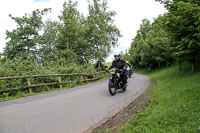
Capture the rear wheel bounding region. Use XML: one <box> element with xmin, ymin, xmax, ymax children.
<box><xmin>108</xmin><ymin>79</ymin><xmax>116</xmax><ymax>96</ymax></box>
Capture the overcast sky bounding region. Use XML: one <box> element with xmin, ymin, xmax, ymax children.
<box><xmin>0</xmin><ymin>0</ymin><xmax>166</xmax><ymax>61</ymax></box>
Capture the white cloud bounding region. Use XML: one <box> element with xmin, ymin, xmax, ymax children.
<box><xmin>0</xmin><ymin>0</ymin><xmax>65</xmax><ymax>52</ymax></box>
<box><xmin>0</xmin><ymin>0</ymin><xmax>166</xmax><ymax>62</ymax></box>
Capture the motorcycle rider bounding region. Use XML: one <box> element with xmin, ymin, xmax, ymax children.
<box><xmin>106</xmin><ymin>53</ymin><xmax>128</xmax><ymax>86</ymax></box>
<box><xmin>126</xmin><ymin>61</ymin><xmax>133</xmax><ymax>78</ymax></box>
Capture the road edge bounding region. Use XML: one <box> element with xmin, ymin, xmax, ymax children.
<box><xmin>86</xmin><ymin>74</ymin><xmax>154</xmax><ymax>133</ymax></box>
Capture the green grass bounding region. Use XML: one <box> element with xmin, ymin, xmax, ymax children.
<box><xmin>120</xmin><ymin>64</ymin><xmax>200</xmax><ymax>133</ymax></box>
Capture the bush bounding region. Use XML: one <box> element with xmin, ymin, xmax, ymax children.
<box><xmin>0</xmin><ymin>59</ymin><xmax>97</xmax><ymax>93</ymax></box>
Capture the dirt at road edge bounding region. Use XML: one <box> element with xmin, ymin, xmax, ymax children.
<box><xmin>90</xmin><ymin>79</ymin><xmax>157</xmax><ymax>133</ymax></box>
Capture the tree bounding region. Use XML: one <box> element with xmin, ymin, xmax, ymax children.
<box><xmin>86</xmin><ymin>0</ymin><xmax>121</xmax><ymax>64</ymax></box>
<box><xmin>56</xmin><ymin>0</ymin><xmax>121</xmax><ymax>65</ymax></box>
<box><xmin>156</xmin><ymin>0</ymin><xmax>200</xmax><ymax>72</ymax></box>
<box><xmin>128</xmin><ymin>16</ymin><xmax>174</xmax><ymax>70</ymax></box>
<box><xmin>56</xmin><ymin>0</ymin><xmax>94</xmax><ymax>63</ymax></box>
<box><xmin>39</xmin><ymin>20</ymin><xmax>59</xmax><ymax>65</ymax></box>
<box><xmin>4</xmin><ymin>8</ymin><xmax>51</xmax><ymax>61</ymax></box>
<box><xmin>0</xmin><ymin>52</ymin><xmax>4</xmax><ymax>63</ymax></box>
<box><xmin>129</xmin><ymin>19</ymin><xmax>152</xmax><ymax>69</ymax></box>
<box><xmin>146</xmin><ymin>15</ymin><xmax>173</xmax><ymax>67</ymax></box>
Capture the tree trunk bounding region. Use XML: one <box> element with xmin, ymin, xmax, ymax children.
<box><xmin>192</xmin><ymin>56</ymin><xmax>196</xmax><ymax>72</ymax></box>
<box><xmin>148</xmin><ymin>67</ymin><xmax>150</xmax><ymax>72</ymax></box>
<box><xmin>179</xmin><ymin>62</ymin><xmax>182</xmax><ymax>71</ymax></box>
<box><xmin>192</xmin><ymin>63</ymin><xmax>195</xmax><ymax>72</ymax></box>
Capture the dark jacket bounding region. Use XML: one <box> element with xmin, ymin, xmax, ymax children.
<box><xmin>108</xmin><ymin>59</ymin><xmax>126</xmax><ymax>70</ymax></box>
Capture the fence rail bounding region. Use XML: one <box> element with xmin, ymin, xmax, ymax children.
<box><xmin>0</xmin><ymin>71</ymin><xmax>107</xmax><ymax>93</ymax></box>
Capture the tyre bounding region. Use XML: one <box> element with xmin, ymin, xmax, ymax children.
<box><xmin>122</xmin><ymin>83</ymin><xmax>127</xmax><ymax>92</ymax></box>
<box><xmin>129</xmin><ymin>71</ymin><xmax>132</xmax><ymax>78</ymax></box>
<box><xmin>127</xmin><ymin>71</ymin><xmax>131</xmax><ymax>78</ymax></box>
<box><xmin>108</xmin><ymin>79</ymin><xmax>116</xmax><ymax>96</ymax></box>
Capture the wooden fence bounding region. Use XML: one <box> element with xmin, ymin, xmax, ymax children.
<box><xmin>0</xmin><ymin>71</ymin><xmax>107</xmax><ymax>93</ymax></box>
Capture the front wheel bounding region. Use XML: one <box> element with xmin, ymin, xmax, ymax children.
<box><xmin>108</xmin><ymin>79</ymin><xmax>116</xmax><ymax>96</ymax></box>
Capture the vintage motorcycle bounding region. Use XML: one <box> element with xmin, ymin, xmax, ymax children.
<box><xmin>108</xmin><ymin>68</ymin><xmax>127</xmax><ymax>96</ymax></box>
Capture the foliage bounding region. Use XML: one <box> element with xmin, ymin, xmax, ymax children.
<box><xmin>56</xmin><ymin>0</ymin><xmax>84</xmax><ymax>63</ymax></box>
<box><xmin>161</xmin><ymin>0</ymin><xmax>200</xmax><ymax>71</ymax></box>
<box><xmin>4</xmin><ymin>8</ymin><xmax>51</xmax><ymax>61</ymax></box>
<box><xmin>129</xmin><ymin>19</ymin><xmax>152</xmax><ymax>69</ymax></box>
<box><xmin>0</xmin><ymin>59</ymin><xmax>97</xmax><ymax>94</ymax></box>
<box><xmin>40</xmin><ymin>20</ymin><xmax>59</xmax><ymax>64</ymax></box>
<box><xmin>0</xmin><ymin>0</ymin><xmax>121</xmax><ymax>97</ymax></box>
<box><xmin>128</xmin><ymin>0</ymin><xmax>200</xmax><ymax>72</ymax></box>
<box><xmin>3</xmin><ymin>0</ymin><xmax>121</xmax><ymax>65</ymax></box>
<box><xmin>42</xmin><ymin>0</ymin><xmax>121</xmax><ymax>64</ymax></box>
<box><xmin>86</xmin><ymin>0</ymin><xmax>121</xmax><ymax>63</ymax></box>
<box><xmin>128</xmin><ymin>18</ymin><xmax>172</xmax><ymax>70</ymax></box>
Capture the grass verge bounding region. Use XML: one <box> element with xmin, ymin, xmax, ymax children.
<box><xmin>120</xmin><ymin>64</ymin><xmax>200</xmax><ymax>133</ymax></box>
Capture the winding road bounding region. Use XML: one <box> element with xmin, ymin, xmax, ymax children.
<box><xmin>0</xmin><ymin>73</ymin><xmax>150</xmax><ymax>133</ymax></box>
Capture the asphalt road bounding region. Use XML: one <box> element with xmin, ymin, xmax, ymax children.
<box><xmin>0</xmin><ymin>73</ymin><xmax>150</xmax><ymax>133</ymax></box>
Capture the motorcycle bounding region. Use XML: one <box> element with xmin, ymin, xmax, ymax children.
<box><xmin>127</xmin><ymin>69</ymin><xmax>133</xmax><ymax>78</ymax></box>
<box><xmin>108</xmin><ymin>68</ymin><xmax>127</xmax><ymax>96</ymax></box>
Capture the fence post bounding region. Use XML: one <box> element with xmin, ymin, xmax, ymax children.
<box><xmin>95</xmin><ymin>73</ymin><xmax>96</xmax><ymax>79</ymax></box>
<box><xmin>58</xmin><ymin>77</ymin><xmax>63</xmax><ymax>89</ymax></box>
<box><xmin>81</xmin><ymin>75</ymin><xmax>83</xmax><ymax>83</ymax></box>
<box><xmin>27</xmin><ymin>78</ymin><xmax>32</xmax><ymax>93</ymax></box>
<box><xmin>96</xmin><ymin>72</ymin><xmax>99</xmax><ymax>79</ymax></box>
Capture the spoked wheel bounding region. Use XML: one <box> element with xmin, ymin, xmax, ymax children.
<box><xmin>108</xmin><ymin>79</ymin><xmax>117</xmax><ymax>96</ymax></box>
